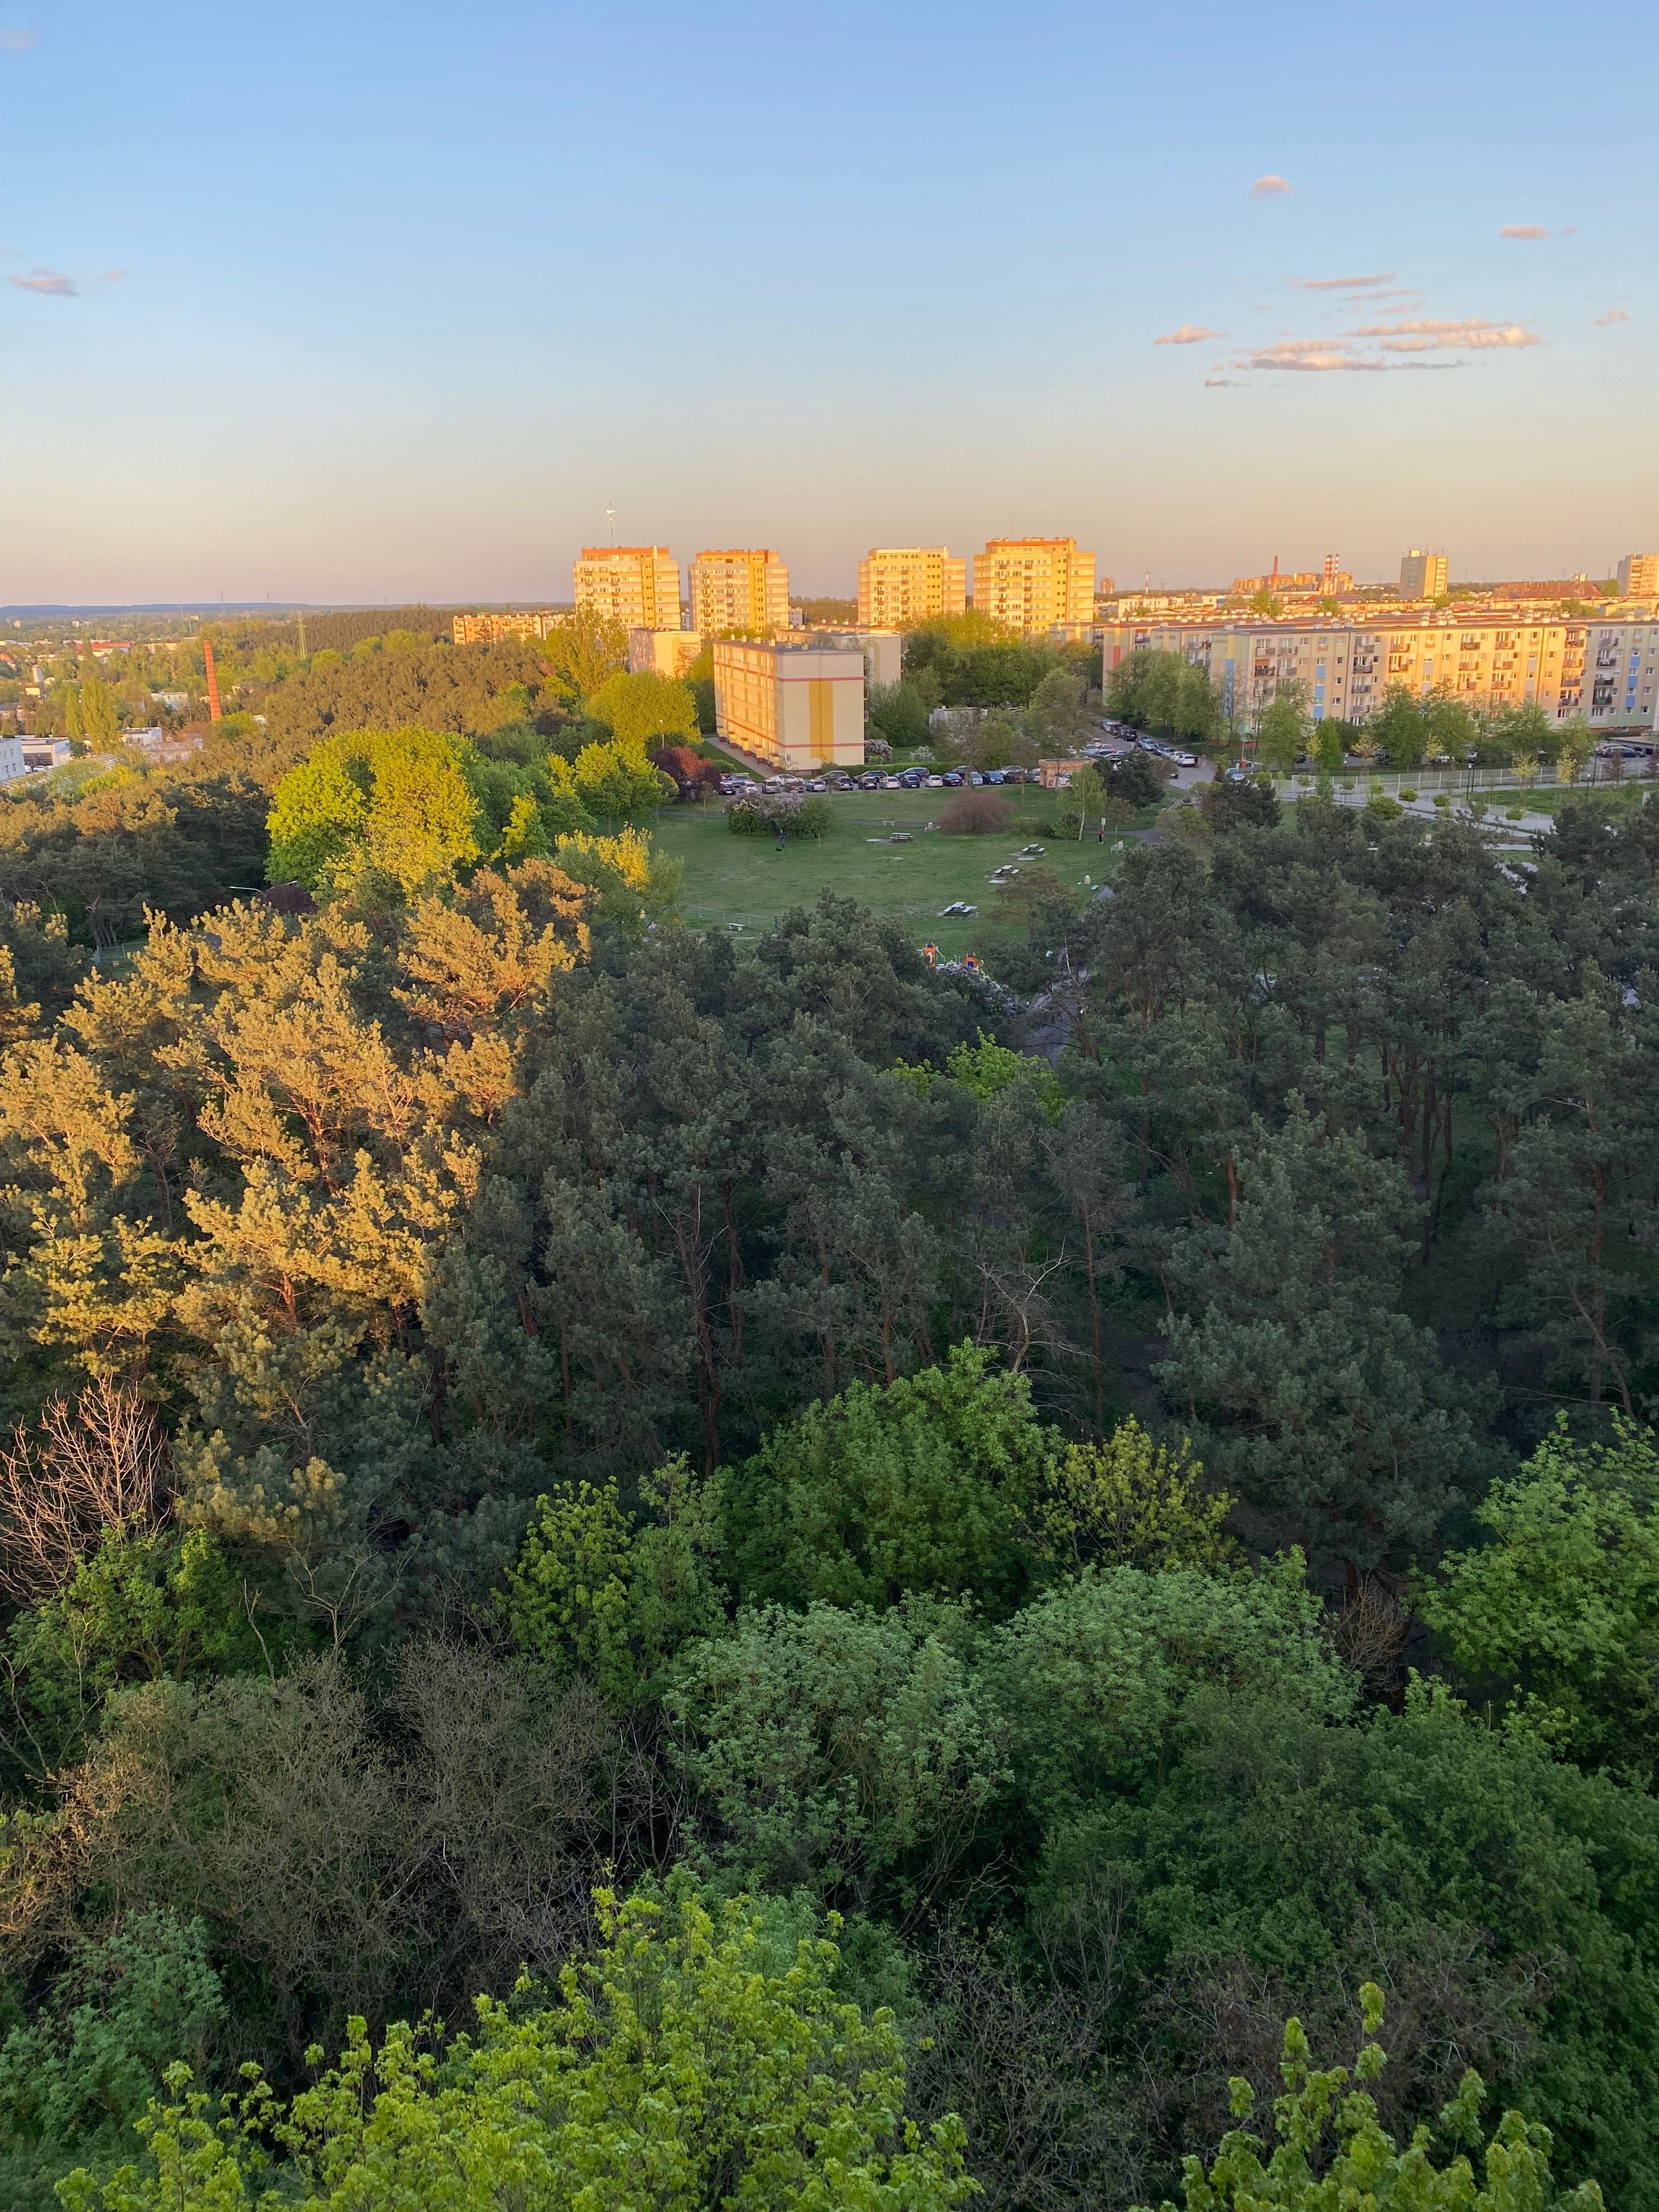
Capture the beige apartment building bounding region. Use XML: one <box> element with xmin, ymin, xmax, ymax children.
<box><xmin>712</xmin><ymin>637</ymin><xmax>865</xmax><ymax>770</ymax></box>
<box><xmin>690</xmin><ymin>549</ymin><xmax>790</xmax><ymax>638</ymax></box>
<box><xmin>453</xmin><ymin>610</ymin><xmax>566</xmax><ymax>644</ymax></box>
<box><xmin>856</xmin><ymin>546</ymin><xmax>967</xmax><ymax>629</ymax></box>
<box><xmin>572</xmin><ymin>546</ymin><xmax>682</xmax><ymax>630</ymax></box>
<box><xmin>972</xmin><ymin>538</ymin><xmax>1096</xmax><ymax>635</ymax></box>
<box><xmin>1617</xmin><ymin>553</ymin><xmax>1659</xmax><ymax>599</ymax></box>
<box><xmin>628</xmin><ymin>628</ymin><xmax>703</xmax><ymax>678</ymax></box>
<box><xmin>1101</xmin><ymin>614</ymin><xmax>1659</xmax><ymax>733</ymax></box>
<box><xmin>1400</xmin><ymin>550</ymin><xmax>1450</xmax><ymax>600</ymax></box>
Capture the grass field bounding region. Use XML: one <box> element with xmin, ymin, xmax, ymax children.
<box><xmin>650</xmin><ymin>788</ymin><xmax>1135</xmax><ymax>962</ymax></box>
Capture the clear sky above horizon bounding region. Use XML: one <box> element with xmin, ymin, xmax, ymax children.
<box><xmin>2</xmin><ymin>0</ymin><xmax>1655</xmax><ymax>605</ymax></box>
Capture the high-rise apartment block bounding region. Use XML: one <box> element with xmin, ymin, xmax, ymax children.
<box><xmin>1101</xmin><ymin>613</ymin><xmax>1659</xmax><ymax>733</ymax></box>
<box><xmin>972</xmin><ymin>538</ymin><xmax>1096</xmax><ymax>635</ymax></box>
<box><xmin>573</xmin><ymin>546</ymin><xmax>682</xmax><ymax>631</ymax></box>
<box><xmin>712</xmin><ymin>637</ymin><xmax>865</xmax><ymax>770</ymax></box>
<box><xmin>1400</xmin><ymin>549</ymin><xmax>1449</xmax><ymax>600</ymax></box>
<box><xmin>1617</xmin><ymin>554</ymin><xmax>1659</xmax><ymax>598</ymax></box>
<box><xmin>690</xmin><ymin>549</ymin><xmax>790</xmax><ymax>638</ymax></box>
<box><xmin>856</xmin><ymin>546</ymin><xmax>967</xmax><ymax>629</ymax></box>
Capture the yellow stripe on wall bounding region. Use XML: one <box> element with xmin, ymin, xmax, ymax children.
<box><xmin>809</xmin><ymin>679</ymin><xmax>833</xmax><ymax>761</ymax></box>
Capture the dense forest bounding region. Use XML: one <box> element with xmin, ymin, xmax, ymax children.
<box><xmin>0</xmin><ymin>625</ymin><xmax>1655</xmax><ymax>2208</ymax></box>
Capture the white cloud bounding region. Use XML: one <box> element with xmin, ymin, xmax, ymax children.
<box><xmin>10</xmin><ymin>267</ymin><xmax>75</xmax><ymax>295</ymax></box>
<box><xmin>1154</xmin><ymin>322</ymin><xmax>1220</xmax><ymax>346</ymax></box>
<box><xmin>1351</xmin><ymin>316</ymin><xmax>1541</xmax><ymax>350</ymax></box>
<box><xmin>1249</xmin><ymin>174</ymin><xmax>1294</xmax><ymax>199</ymax></box>
<box><xmin>1288</xmin><ymin>272</ymin><xmax>1394</xmax><ymax>291</ymax></box>
<box><xmin>1236</xmin><ymin>338</ymin><xmax>1385</xmax><ymax>373</ymax></box>
<box><xmin>1500</xmin><ymin>224</ymin><xmax>1549</xmax><ymax>239</ymax></box>
<box><xmin>0</xmin><ymin>26</ymin><xmax>35</xmax><ymax>50</ymax></box>
<box><xmin>1594</xmin><ymin>307</ymin><xmax>1629</xmax><ymax>326</ymax></box>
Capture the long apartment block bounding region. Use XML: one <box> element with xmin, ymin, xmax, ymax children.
<box><xmin>1101</xmin><ymin>614</ymin><xmax>1659</xmax><ymax>732</ymax></box>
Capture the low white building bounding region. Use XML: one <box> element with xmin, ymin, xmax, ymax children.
<box><xmin>712</xmin><ymin>638</ymin><xmax>865</xmax><ymax>770</ymax></box>
<box><xmin>627</xmin><ymin>628</ymin><xmax>703</xmax><ymax>678</ymax></box>
<box><xmin>0</xmin><ymin>735</ymin><xmax>25</xmax><ymax>783</ymax></box>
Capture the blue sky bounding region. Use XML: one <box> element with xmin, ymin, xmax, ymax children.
<box><xmin>2</xmin><ymin>0</ymin><xmax>1654</xmax><ymax>603</ymax></box>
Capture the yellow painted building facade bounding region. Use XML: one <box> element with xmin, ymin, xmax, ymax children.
<box><xmin>856</xmin><ymin>546</ymin><xmax>967</xmax><ymax>628</ymax></box>
<box><xmin>691</xmin><ymin>549</ymin><xmax>791</xmax><ymax>638</ymax></box>
<box><xmin>713</xmin><ymin>639</ymin><xmax>865</xmax><ymax>770</ymax></box>
<box><xmin>972</xmin><ymin>537</ymin><xmax>1096</xmax><ymax>634</ymax></box>
<box><xmin>573</xmin><ymin>546</ymin><xmax>682</xmax><ymax>630</ymax></box>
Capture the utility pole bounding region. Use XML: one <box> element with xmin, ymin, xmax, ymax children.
<box><xmin>606</xmin><ymin>501</ymin><xmax>616</xmax><ymax>544</ymax></box>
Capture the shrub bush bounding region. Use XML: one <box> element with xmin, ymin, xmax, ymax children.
<box><xmin>939</xmin><ymin>789</ymin><xmax>1017</xmax><ymax>835</ymax></box>
<box><xmin>726</xmin><ymin>792</ymin><xmax>834</xmax><ymax>839</ymax></box>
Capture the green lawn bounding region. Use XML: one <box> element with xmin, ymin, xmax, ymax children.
<box><xmin>650</xmin><ymin>788</ymin><xmax>1130</xmax><ymax>962</ymax></box>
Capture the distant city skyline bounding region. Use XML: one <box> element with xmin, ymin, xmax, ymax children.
<box><xmin>2</xmin><ymin>0</ymin><xmax>1654</xmax><ymax>605</ymax></box>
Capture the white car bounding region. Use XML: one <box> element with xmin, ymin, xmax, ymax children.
<box><xmin>1170</xmin><ymin>749</ymin><xmax>1197</xmax><ymax>768</ymax></box>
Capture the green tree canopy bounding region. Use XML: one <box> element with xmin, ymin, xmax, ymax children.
<box><xmin>584</xmin><ymin>669</ymin><xmax>699</xmax><ymax>749</ymax></box>
<box><xmin>571</xmin><ymin>736</ymin><xmax>672</xmax><ymax>827</ymax></box>
<box><xmin>724</xmin><ymin>1344</ymin><xmax>1059</xmax><ymax>1613</ymax></box>
<box><xmin>669</xmin><ymin>1600</ymin><xmax>1003</xmax><ymax>1912</ymax></box>
<box><xmin>1152</xmin><ymin>1984</ymin><xmax>1605</xmax><ymax>2212</ymax></box>
<box><xmin>1415</xmin><ymin>1417</ymin><xmax>1659</xmax><ymax>1778</ymax></box>
<box><xmin>58</xmin><ymin>1888</ymin><xmax>973</xmax><ymax>2212</ymax></box>
<box><xmin>1256</xmin><ymin>682</ymin><xmax>1310</xmax><ymax>773</ymax></box>
<box><xmin>266</xmin><ymin>725</ymin><xmax>481</xmax><ymax>896</ymax></box>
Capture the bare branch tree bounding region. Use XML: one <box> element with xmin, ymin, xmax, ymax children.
<box><xmin>0</xmin><ymin>1378</ymin><xmax>170</xmax><ymax>1604</ymax></box>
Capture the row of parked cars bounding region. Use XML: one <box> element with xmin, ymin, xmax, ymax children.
<box><xmin>1082</xmin><ymin>720</ymin><xmax>1198</xmax><ymax>770</ymax></box>
<box><xmin>717</xmin><ymin>764</ymin><xmax>1047</xmax><ymax>798</ymax></box>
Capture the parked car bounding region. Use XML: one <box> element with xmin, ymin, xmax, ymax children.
<box><xmin>806</xmin><ymin>778</ymin><xmax>827</xmax><ymax>792</ymax></box>
<box><xmin>1170</xmin><ymin>749</ymin><xmax>1197</xmax><ymax>768</ymax></box>
<box><xmin>926</xmin><ymin>774</ymin><xmax>944</xmax><ymax>786</ymax></box>
<box><xmin>859</xmin><ymin>771</ymin><xmax>883</xmax><ymax>789</ymax></box>
<box><xmin>941</xmin><ymin>770</ymin><xmax>964</xmax><ymax>786</ymax></box>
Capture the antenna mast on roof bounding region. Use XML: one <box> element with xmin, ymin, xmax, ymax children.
<box><xmin>606</xmin><ymin>501</ymin><xmax>616</xmax><ymax>544</ymax></box>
